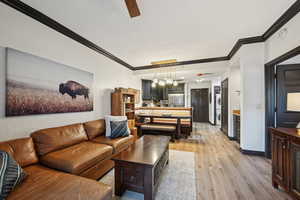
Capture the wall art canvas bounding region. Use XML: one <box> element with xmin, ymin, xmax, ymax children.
<box><xmin>6</xmin><ymin>48</ymin><xmax>94</xmax><ymax>116</ymax></box>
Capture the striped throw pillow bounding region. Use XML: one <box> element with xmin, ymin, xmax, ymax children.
<box><xmin>110</xmin><ymin>120</ymin><xmax>130</xmax><ymax>139</ymax></box>
<box><xmin>0</xmin><ymin>151</ymin><xmax>27</xmax><ymax>199</ymax></box>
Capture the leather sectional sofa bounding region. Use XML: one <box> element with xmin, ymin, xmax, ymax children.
<box><xmin>0</xmin><ymin>119</ymin><xmax>137</xmax><ymax>200</ymax></box>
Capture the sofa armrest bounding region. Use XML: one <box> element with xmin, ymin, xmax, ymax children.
<box><xmin>130</xmin><ymin>127</ymin><xmax>138</xmax><ymax>142</ymax></box>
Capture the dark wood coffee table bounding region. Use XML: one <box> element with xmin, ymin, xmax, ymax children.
<box><xmin>112</xmin><ymin>135</ymin><xmax>170</xmax><ymax>200</ymax></box>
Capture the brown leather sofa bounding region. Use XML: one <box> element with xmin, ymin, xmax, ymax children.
<box><xmin>0</xmin><ymin>137</ymin><xmax>112</xmax><ymax>200</ymax></box>
<box><xmin>31</xmin><ymin>119</ymin><xmax>135</xmax><ymax>179</ymax></box>
<box><xmin>0</xmin><ymin>119</ymin><xmax>137</xmax><ymax>200</ymax></box>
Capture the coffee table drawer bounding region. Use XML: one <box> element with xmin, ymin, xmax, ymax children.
<box><xmin>154</xmin><ymin>148</ymin><xmax>169</xmax><ymax>186</ymax></box>
<box><xmin>121</xmin><ymin>164</ymin><xmax>144</xmax><ymax>187</ymax></box>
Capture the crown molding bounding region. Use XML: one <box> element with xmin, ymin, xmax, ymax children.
<box><xmin>0</xmin><ymin>0</ymin><xmax>134</xmax><ymax>70</ymax></box>
<box><xmin>262</xmin><ymin>0</ymin><xmax>300</xmax><ymax>40</ymax></box>
<box><xmin>135</xmin><ymin>0</ymin><xmax>300</xmax><ymax>70</ymax></box>
<box><xmin>227</xmin><ymin>36</ymin><xmax>264</xmax><ymax>59</ymax></box>
<box><xmin>1</xmin><ymin>0</ymin><xmax>299</xmax><ymax>71</ymax></box>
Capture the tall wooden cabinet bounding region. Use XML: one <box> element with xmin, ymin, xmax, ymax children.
<box><xmin>271</xmin><ymin>128</ymin><xmax>300</xmax><ymax>199</ymax></box>
<box><xmin>111</xmin><ymin>88</ymin><xmax>140</xmax><ymax>120</ymax></box>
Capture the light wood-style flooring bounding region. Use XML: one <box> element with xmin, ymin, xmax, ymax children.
<box><xmin>169</xmin><ymin>123</ymin><xmax>292</xmax><ymax>200</ymax></box>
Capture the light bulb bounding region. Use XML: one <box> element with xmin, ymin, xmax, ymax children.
<box><xmin>166</xmin><ymin>79</ymin><xmax>173</xmax><ymax>85</ymax></box>
<box><xmin>151</xmin><ymin>82</ymin><xmax>156</xmax><ymax>88</ymax></box>
<box><xmin>153</xmin><ymin>78</ymin><xmax>158</xmax><ymax>83</ymax></box>
<box><xmin>173</xmin><ymin>81</ymin><xmax>178</xmax><ymax>86</ymax></box>
<box><xmin>158</xmin><ymin>80</ymin><xmax>166</xmax><ymax>86</ymax></box>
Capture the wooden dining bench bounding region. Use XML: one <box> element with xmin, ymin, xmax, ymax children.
<box><xmin>152</xmin><ymin>118</ymin><xmax>192</xmax><ymax>138</ymax></box>
<box><xmin>140</xmin><ymin>124</ymin><xmax>176</xmax><ymax>142</ymax></box>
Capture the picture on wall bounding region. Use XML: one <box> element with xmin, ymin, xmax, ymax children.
<box><xmin>6</xmin><ymin>48</ymin><xmax>94</xmax><ymax>116</ymax></box>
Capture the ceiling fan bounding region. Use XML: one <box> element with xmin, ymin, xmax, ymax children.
<box><xmin>197</xmin><ymin>73</ymin><xmax>213</xmax><ymax>77</ymax></box>
<box><xmin>125</xmin><ymin>0</ymin><xmax>141</xmax><ymax>18</ymax></box>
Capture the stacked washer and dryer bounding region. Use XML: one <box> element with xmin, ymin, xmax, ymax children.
<box><xmin>216</xmin><ymin>93</ymin><xmax>222</xmax><ymax>125</ymax></box>
<box><xmin>214</xmin><ymin>85</ymin><xmax>222</xmax><ymax>126</ymax></box>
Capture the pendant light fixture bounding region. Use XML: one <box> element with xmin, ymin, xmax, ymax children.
<box><xmin>158</xmin><ymin>80</ymin><xmax>166</xmax><ymax>86</ymax></box>
<box><xmin>172</xmin><ymin>70</ymin><xmax>178</xmax><ymax>86</ymax></box>
<box><xmin>151</xmin><ymin>82</ymin><xmax>156</xmax><ymax>88</ymax></box>
<box><xmin>151</xmin><ymin>68</ymin><xmax>179</xmax><ymax>87</ymax></box>
<box><xmin>173</xmin><ymin>80</ymin><xmax>178</xmax><ymax>86</ymax></box>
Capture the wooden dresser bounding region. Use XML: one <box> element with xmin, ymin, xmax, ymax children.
<box><xmin>270</xmin><ymin>127</ymin><xmax>300</xmax><ymax>199</ymax></box>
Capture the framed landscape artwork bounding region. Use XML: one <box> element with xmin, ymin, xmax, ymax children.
<box><xmin>5</xmin><ymin>48</ymin><xmax>94</xmax><ymax>116</ymax></box>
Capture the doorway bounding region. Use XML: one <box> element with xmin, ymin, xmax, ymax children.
<box><xmin>265</xmin><ymin>50</ymin><xmax>300</xmax><ymax>158</ymax></box>
<box><xmin>276</xmin><ymin>64</ymin><xmax>300</xmax><ymax>127</ymax></box>
<box><xmin>221</xmin><ymin>79</ymin><xmax>228</xmax><ymax>135</ymax></box>
<box><xmin>214</xmin><ymin>86</ymin><xmax>221</xmax><ymax>125</ymax></box>
<box><xmin>191</xmin><ymin>88</ymin><xmax>209</xmax><ymax>122</ymax></box>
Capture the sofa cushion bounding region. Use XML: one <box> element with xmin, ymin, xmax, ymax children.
<box><xmin>0</xmin><ymin>151</ymin><xmax>27</xmax><ymax>199</ymax></box>
<box><xmin>110</xmin><ymin>120</ymin><xmax>130</xmax><ymax>139</ymax></box>
<box><xmin>0</xmin><ymin>138</ymin><xmax>38</xmax><ymax>167</ymax></box>
<box><xmin>92</xmin><ymin>135</ymin><xmax>134</xmax><ymax>154</ymax></box>
<box><xmin>104</xmin><ymin>116</ymin><xmax>130</xmax><ymax>137</ymax></box>
<box><xmin>40</xmin><ymin>142</ymin><xmax>113</xmax><ymax>175</ymax></box>
<box><xmin>7</xmin><ymin>165</ymin><xmax>112</xmax><ymax>200</ymax></box>
<box><xmin>31</xmin><ymin>123</ymin><xmax>88</xmax><ymax>156</ymax></box>
<box><xmin>83</xmin><ymin>119</ymin><xmax>106</xmax><ymax>140</ymax></box>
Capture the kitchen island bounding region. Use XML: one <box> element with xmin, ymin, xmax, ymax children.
<box><xmin>135</xmin><ymin>107</ymin><xmax>193</xmax><ymax>138</ymax></box>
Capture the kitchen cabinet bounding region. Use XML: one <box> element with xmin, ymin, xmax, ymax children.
<box><xmin>271</xmin><ymin>128</ymin><xmax>300</xmax><ymax>199</ymax></box>
<box><xmin>142</xmin><ymin>80</ymin><xmax>152</xmax><ymax>100</ymax></box>
<box><xmin>142</xmin><ymin>80</ymin><xmax>184</xmax><ymax>101</ymax></box>
<box><xmin>167</xmin><ymin>83</ymin><xmax>185</xmax><ymax>94</ymax></box>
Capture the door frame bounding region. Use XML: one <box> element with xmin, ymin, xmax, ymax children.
<box><xmin>213</xmin><ymin>90</ymin><xmax>217</xmax><ymax>125</ymax></box>
<box><xmin>265</xmin><ymin>46</ymin><xmax>300</xmax><ymax>158</ymax></box>
<box><xmin>190</xmin><ymin>88</ymin><xmax>209</xmax><ymax>123</ymax></box>
<box><xmin>221</xmin><ymin>79</ymin><xmax>229</xmax><ymax>135</ymax></box>
<box><xmin>213</xmin><ymin>86</ymin><xmax>221</xmax><ymax>126</ymax></box>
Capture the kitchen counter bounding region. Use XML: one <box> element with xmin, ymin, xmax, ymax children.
<box><xmin>136</xmin><ymin>107</ymin><xmax>192</xmax><ymax>111</ymax></box>
<box><xmin>233</xmin><ymin>110</ymin><xmax>240</xmax><ymax>116</ymax></box>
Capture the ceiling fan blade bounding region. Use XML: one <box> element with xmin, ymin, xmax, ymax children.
<box><xmin>125</xmin><ymin>0</ymin><xmax>141</xmax><ymax>18</ymax></box>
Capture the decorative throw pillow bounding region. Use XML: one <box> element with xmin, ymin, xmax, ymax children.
<box><xmin>109</xmin><ymin>120</ymin><xmax>130</xmax><ymax>139</ymax></box>
<box><xmin>0</xmin><ymin>151</ymin><xmax>27</xmax><ymax>199</ymax></box>
<box><xmin>104</xmin><ymin>115</ymin><xmax>130</xmax><ymax>137</ymax></box>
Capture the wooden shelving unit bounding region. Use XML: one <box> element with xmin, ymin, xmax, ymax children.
<box><xmin>111</xmin><ymin>88</ymin><xmax>139</xmax><ymax>120</ymax></box>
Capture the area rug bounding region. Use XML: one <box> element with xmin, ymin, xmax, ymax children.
<box><xmin>99</xmin><ymin>150</ymin><xmax>196</xmax><ymax>200</ymax></box>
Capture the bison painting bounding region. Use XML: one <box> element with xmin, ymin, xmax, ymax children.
<box><xmin>59</xmin><ymin>81</ymin><xmax>90</xmax><ymax>99</ymax></box>
<box><xmin>5</xmin><ymin>48</ymin><xmax>94</xmax><ymax>116</ymax></box>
